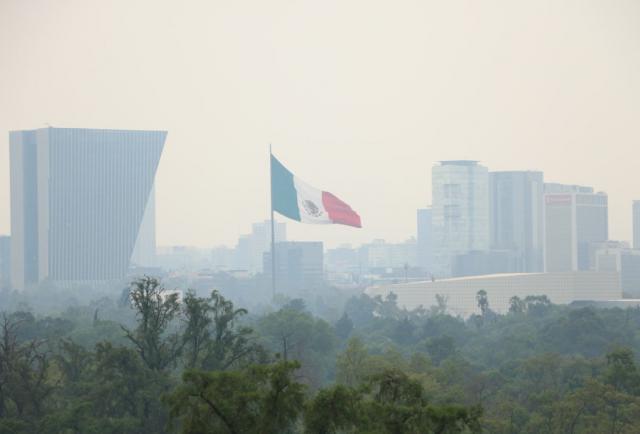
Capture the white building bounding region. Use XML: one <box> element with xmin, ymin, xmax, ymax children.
<box><xmin>366</xmin><ymin>271</ymin><xmax>621</xmax><ymax>317</ymax></box>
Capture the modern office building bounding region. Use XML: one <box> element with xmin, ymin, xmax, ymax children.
<box><xmin>489</xmin><ymin>171</ymin><xmax>544</xmax><ymax>272</ymax></box>
<box><xmin>543</xmin><ymin>184</ymin><xmax>608</xmax><ymax>272</ymax></box>
<box><xmin>264</xmin><ymin>241</ymin><xmax>324</xmax><ymax>293</ymax></box>
<box><xmin>0</xmin><ymin>236</ymin><xmax>10</xmax><ymax>290</ymax></box>
<box><xmin>130</xmin><ymin>186</ymin><xmax>157</xmax><ymax>268</ymax></box>
<box><xmin>634</xmin><ymin>201</ymin><xmax>640</xmax><ymax>250</ymax></box>
<box><xmin>10</xmin><ymin>127</ymin><xmax>165</xmax><ymax>290</ymax></box>
<box><xmin>432</xmin><ymin>161</ymin><xmax>489</xmax><ymax>277</ymax></box>
<box><xmin>417</xmin><ymin>208</ymin><xmax>433</xmax><ymax>273</ymax></box>
<box><xmin>595</xmin><ymin>247</ymin><xmax>640</xmax><ymax>298</ymax></box>
<box><xmin>366</xmin><ymin>271</ymin><xmax>621</xmax><ymax>317</ymax></box>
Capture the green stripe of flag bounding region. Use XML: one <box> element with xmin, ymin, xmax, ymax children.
<box><xmin>271</xmin><ymin>155</ymin><xmax>301</xmax><ymax>221</ymax></box>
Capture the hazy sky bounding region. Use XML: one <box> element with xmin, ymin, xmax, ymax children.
<box><xmin>1</xmin><ymin>0</ymin><xmax>639</xmax><ymax>249</ymax></box>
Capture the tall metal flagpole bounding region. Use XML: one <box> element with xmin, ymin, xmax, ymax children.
<box><xmin>269</xmin><ymin>144</ymin><xmax>276</xmax><ymax>299</ymax></box>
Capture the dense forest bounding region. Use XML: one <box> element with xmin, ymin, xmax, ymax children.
<box><xmin>1</xmin><ymin>277</ymin><xmax>640</xmax><ymax>433</ymax></box>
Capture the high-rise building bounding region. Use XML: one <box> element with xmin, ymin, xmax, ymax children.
<box><xmin>10</xmin><ymin>127</ymin><xmax>165</xmax><ymax>290</ymax></box>
<box><xmin>543</xmin><ymin>184</ymin><xmax>608</xmax><ymax>272</ymax></box>
<box><xmin>233</xmin><ymin>220</ymin><xmax>286</xmax><ymax>273</ymax></box>
<box><xmin>264</xmin><ymin>241</ymin><xmax>324</xmax><ymax>294</ymax></box>
<box><xmin>417</xmin><ymin>208</ymin><xmax>433</xmax><ymax>273</ymax></box>
<box><xmin>432</xmin><ymin>160</ymin><xmax>489</xmax><ymax>277</ymax></box>
<box><xmin>0</xmin><ymin>236</ymin><xmax>10</xmax><ymax>290</ymax></box>
<box><xmin>489</xmin><ymin>171</ymin><xmax>544</xmax><ymax>272</ymax></box>
<box><xmin>130</xmin><ymin>186</ymin><xmax>157</xmax><ymax>268</ymax></box>
<box><xmin>633</xmin><ymin>201</ymin><xmax>640</xmax><ymax>250</ymax></box>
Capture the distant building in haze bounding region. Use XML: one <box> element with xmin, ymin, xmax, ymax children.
<box><xmin>489</xmin><ymin>171</ymin><xmax>544</xmax><ymax>272</ymax></box>
<box><xmin>595</xmin><ymin>246</ymin><xmax>640</xmax><ymax>298</ymax></box>
<box><xmin>0</xmin><ymin>236</ymin><xmax>10</xmax><ymax>290</ymax></box>
<box><xmin>634</xmin><ymin>201</ymin><xmax>640</xmax><ymax>250</ymax></box>
<box><xmin>543</xmin><ymin>184</ymin><xmax>608</xmax><ymax>272</ymax></box>
<box><xmin>233</xmin><ymin>220</ymin><xmax>286</xmax><ymax>273</ymax></box>
<box><xmin>264</xmin><ymin>241</ymin><xmax>324</xmax><ymax>294</ymax></box>
<box><xmin>432</xmin><ymin>160</ymin><xmax>489</xmax><ymax>277</ymax></box>
<box><xmin>360</xmin><ymin>238</ymin><xmax>418</xmax><ymax>270</ymax></box>
<box><xmin>416</xmin><ymin>208</ymin><xmax>433</xmax><ymax>273</ymax></box>
<box><xmin>10</xmin><ymin>127</ymin><xmax>165</xmax><ymax>290</ymax></box>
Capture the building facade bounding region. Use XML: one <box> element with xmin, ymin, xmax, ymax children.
<box><xmin>417</xmin><ymin>208</ymin><xmax>433</xmax><ymax>273</ymax></box>
<box><xmin>366</xmin><ymin>271</ymin><xmax>621</xmax><ymax>317</ymax></box>
<box><xmin>233</xmin><ymin>220</ymin><xmax>286</xmax><ymax>273</ymax></box>
<box><xmin>634</xmin><ymin>201</ymin><xmax>640</xmax><ymax>250</ymax></box>
<box><xmin>10</xmin><ymin>127</ymin><xmax>165</xmax><ymax>290</ymax></box>
<box><xmin>595</xmin><ymin>247</ymin><xmax>640</xmax><ymax>298</ymax></box>
<box><xmin>432</xmin><ymin>161</ymin><xmax>489</xmax><ymax>277</ymax></box>
<box><xmin>264</xmin><ymin>241</ymin><xmax>324</xmax><ymax>294</ymax></box>
<box><xmin>0</xmin><ymin>236</ymin><xmax>10</xmax><ymax>290</ymax></box>
<box><xmin>543</xmin><ymin>185</ymin><xmax>608</xmax><ymax>272</ymax></box>
<box><xmin>489</xmin><ymin>171</ymin><xmax>544</xmax><ymax>272</ymax></box>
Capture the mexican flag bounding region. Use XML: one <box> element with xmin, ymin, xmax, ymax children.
<box><xmin>271</xmin><ymin>154</ymin><xmax>362</xmax><ymax>228</ymax></box>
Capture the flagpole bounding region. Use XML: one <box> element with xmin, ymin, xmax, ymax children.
<box><xmin>269</xmin><ymin>144</ymin><xmax>276</xmax><ymax>299</ymax></box>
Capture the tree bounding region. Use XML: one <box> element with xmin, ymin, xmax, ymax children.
<box><xmin>523</xmin><ymin>295</ymin><xmax>551</xmax><ymax>317</ymax></box>
<box><xmin>476</xmin><ymin>290</ymin><xmax>489</xmax><ymax>317</ymax></box>
<box><xmin>306</xmin><ymin>369</ymin><xmax>482</xmax><ymax>434</ymax></box>
<box><xmin>605</xmin><ymin>347</ymin><xmax>640</xmax><ymax>394</ymax></box>
<box><xmin>336</xmin><ymin>337</ymin><xmax>368</xmax><ymax>387</ymax></box>
<box><xmin>0</xmin><ymin>313</ymin><xmax>53</xmax><ymax>428</ymax></box>
<box><xmin>258</xmin><ymin>307</ymin><xmax>337</xmax><ymax>388</ymax></box>
<box><xmin>122</xmin><ymin>276</ymin><xmax>182</xmax><ymax>371</ymax></box>
<box><xmin>304</xmin><ymin>384</ymin><xmax>362</xmax><ymax>434</ymax></box>
<box><xmin>508</xmin><ymin>296</ymin><xmax>525</xmax><ymax>314</ymax></box>
<box><xmin>334</xmin><ymin>313</ymin><xmax>353</xmax><ymax>340</ymax></box>
<box><xmin>426</xmin><ymin>335</ymin><xmax>456</xmax><ymax>365</ymax></box>
<box><xmin>434</xmin><ymin>294</ymin><xmax>449</xmax><ymax>316</ymax></box>
<box><xmin>165</xmin><ymin>361</ymin><xmax>305</xmax><ymax>434</ymax></box>
<box><xmin>182</xmin><ymin>290</ymin><xmax>262</xmax><ymax>371</ymax></box>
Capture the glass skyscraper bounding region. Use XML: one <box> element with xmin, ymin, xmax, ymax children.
<box><xmin>489</xmin><ymin>171</ymin><xmax>544</xmax><ymax>272</ymax></box>
<box><xmin>10</xmin><ymin>127</ymin><xmax>166</xmax><ymax>290</ymax></box>
<box><xmin>431</xmin><ymin>160</ymin><xmax>489</xmax><ymax>277</ymax></box>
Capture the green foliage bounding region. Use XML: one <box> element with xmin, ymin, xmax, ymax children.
<box><xmin>305</xmin><ymin>368</ymin><xmax>482</xmax><ymax>434</ymax></box>
<box><xmin>165</xmin><ymin>361</ymin><xmax>305</xmax><ymax>434</ymax></box>
<box><xmin>182</xmin><ymin>290</ymin><xmax>263</xmax><ymax>371</ymax></box>
<box><xmin>122</xmin><ymin>276</ymin><xmax>183</xmax><ymax>371</ymax></box>
<box><xmin>6</xmin><ymin>281</ymin><xmax>640</xmax><ymax>433</ymax></box>
<box><xmin>258</xmin><ymin>307</ymin><xmax>337</xmax><ymax>389</ymax></box>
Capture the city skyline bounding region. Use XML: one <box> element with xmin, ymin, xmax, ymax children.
<box><xmin>1</xmin><ymin>1</ymin><xmax>640</xmax><ymax>249</ymax></box>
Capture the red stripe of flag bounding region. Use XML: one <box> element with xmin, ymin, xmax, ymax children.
<box><xmin>322</xmin><ymin>191</ymin><xmax>362</xmax><ymax>228</ymax></box>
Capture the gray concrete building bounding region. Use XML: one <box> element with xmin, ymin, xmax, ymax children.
<box><xmin>10</xmin><ymin>127</ymin><xmax>165</xmax><ymax>290</ymax></box>
<box><xmin>489</xmin><ymin>171</ymin><xmax>544</xmax><ymax>272</ymax></box>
